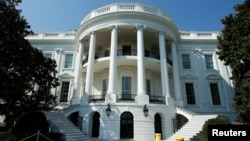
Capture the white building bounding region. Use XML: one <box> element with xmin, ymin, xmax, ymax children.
<box><xmin>27</xmin><ymin>3</ymin><xmax>237</xmax><ymax>141</ymax></box>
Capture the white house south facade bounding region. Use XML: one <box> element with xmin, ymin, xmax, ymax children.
<box><xmin>26</xmin><ymin>3</ymin><xmax>236</xmax><ymax>141</ymax></box>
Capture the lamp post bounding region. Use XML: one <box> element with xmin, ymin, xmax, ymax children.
<box><xmin>106</xmin><ymin>104</ymin><xmax>111</xmax><ymax>117</ymax></box>
<box><xmin>143</xmin><ymin>104</ymin><xmax>149</xmax><ymax>117</ymax></box>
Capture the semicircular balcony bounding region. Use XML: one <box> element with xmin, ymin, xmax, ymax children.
<box><xmin>80</xmin><ymin>25</ymin><xmax>173</xmax><ymax>104</ymax></box>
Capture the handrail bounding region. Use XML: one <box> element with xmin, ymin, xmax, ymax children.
<box><xmin>81</xmin><ymin>3</ymin><xmax>172</xmax><ymax>24</ymax></box>
<box><xmin>82</xmin><ymin>49</ymin><xmax>173</xmax><ymax>66</ymax></box>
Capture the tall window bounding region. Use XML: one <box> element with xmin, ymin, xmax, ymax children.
<box><xmin>182</xmin><ymin>54</ymin><xmax>191</xmax><ymax>69</ymax></box>
<box><xmin>64</xmin><ymin>54</ymin><xmax>73</xmax><ymax>68</ymax></box>
<box><xmin>146</xmin><ymin>79</ymin><xmax>151</xmax><ymax>95</ymax></box>
<box><xmin>185</xmin><ymin>83</ymin><xmax>196</xmax><ymax>105</ymax></box>
<box><xmin>60</xmin><ymin>81</ymin><xmax>70</xmax><ymax>102</ymax></box>
<box><xmin>102</xmin><ymin>79</ymin><xmax>108</xmax><ymax>96</ymax></box>
<box><xmin>210</xmin><ymin>83</ymin><xmax>221</xmax><ymax>105</ymax></box>
<box><xmin>205</xmin><ymin>55</ymin><xmax>214</xmax><ymax>69</ymax></box>
<box><xmin>122</xmin><ymin>77</ymin><xmax>131</xmax><ymax>99</ymax></box>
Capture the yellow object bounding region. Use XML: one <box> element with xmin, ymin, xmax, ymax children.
<box><xmin>176</xmin><ymin>136</ymin><xmax>184</xmax><ymax>141</ymax></box>
<box><xmin>155</xmin><ymin>133</ymin><xmax>161</xmax><ymax>141</ymax></box>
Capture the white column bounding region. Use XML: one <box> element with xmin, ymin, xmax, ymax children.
<box><xmin>136</xmin><ymin>25</ymin><xmax>149</xmax><ymax>104</ymax></box>
<box><xmin>171</xmin><ymin>42</ymin><xmax>183</xmax><ymax>106</ymax></box>
<box><xmin>159</xmin><ymin>32</ymin><xmax>173</xmax><ymax>105</ymax></box>
<box><xmin>106</xmin><ymin>26</ymin><xmax>117</xmax><ymax>103</ymax></box>
<box><xmin>81</xmin><ymin>32</ymin><xmax>96</xmax><ymax>105</ymax></box>
<box><xmin>70</xmin><ymin>42</ymin><xmax>83</xmax><ymax>105</ymax></box>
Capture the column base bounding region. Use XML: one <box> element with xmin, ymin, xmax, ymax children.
<box><xmin>70</xmin><ymin>97</ymin><xmax>80</xmax><ymax>105</ymax></box>
<box><xmin>165</xmin><ymin>97</ymin><xmax>174</xmax><ymax>106</ymax></box>
<box><xmin>70</xmin><ymin>89</ymin><xmax>80</xmax><ymax>105</ymax></box>
<box><xmin>136</xmin><ymin>94</ymin><xmax>149</xmax><ymax>104</ymax></box>
<box><xmin>105</xmin><ymin>93</ymin><xmax>117</xmax><ymax>104</ymax></box>
<box><xmin>175</xmin><ymin>99</ymin><xmax>184</xmax><ymax>107</ymax></box>
<box><xmin>80</xmin><ymin>94</ymin><xmax>89</xmax><ymax>106</ymax></box>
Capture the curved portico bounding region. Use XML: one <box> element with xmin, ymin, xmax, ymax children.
<box><xmin>74</xmin><ymin>3</ymin><xmax>182</xmax><ymax>106</ymax></box>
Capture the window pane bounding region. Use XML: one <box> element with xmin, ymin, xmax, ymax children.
<box><xmin>65</xmin><ymin>54</ymin><xmax>73</xmax><ymax>68</ymax></box>
<box><xmin>182</xmin><ymin>54</ymin><xmax>191</xmax><ymax>69</ymax></box>
<box><xmin>146</xmin><ymin>79</ymin><xmax>151</xmax><ymax>95</ymax></box>
<box><xmin>210</xmin><ymin>83</ymin><xmax>221</xmax><ymax>105</ymax></box>
<box><xmin>205</xmin><ymin>55</ymin><xmax>214</xmax><ymax>69</ymax></box>
<box><xmin>185</xmin><ymin>83</ymin><xmax>196</xmax><ymax>104</ymax></box>
<box><xmin>60</xmin><ymin>81</ymin><xmax>70</xmax><ymax>102</ymax></box>
<box><xmin>102</xmin><ymin>79</ymin><xmax>108</xmax><ymax>95</ymax></box>
<box><xmin>122</xmin><ymin>77</ymin><xmax>131</xmax><ymax>99</ymax></box>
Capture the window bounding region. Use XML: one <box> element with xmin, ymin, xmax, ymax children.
<box><xmin>205</xmin><ymin>55</ymin><xmax>214</xmax><ymax>69</ymax></box>
<box><xmin>64</xmin><ymin>54</ymin><xmax>73</xmax><ymax>68</ymax></box>
<box><xmin>122</xmin><ymin>77</ymin><xmax>131</xmax><ymax>99</ymax></box>
<box><xmin>44</xmin><ymin>53</ymin><xmax>52</xmax><ymax>59</ymax></box>
<box><xmin>210</xmin><ymin>83</ymin><xmax>221</xmax><ymax>105</ymax></box>
<box><xmin>182</xmin><ymin>54</ymin><xmax>191</xmax><ymax>69</ymax></box>
<box><xmin>185</xmin><ymin>83</ymin><xmax>196</xmax><ymax>105</ymax></box>
<box><xmin>122</xmin><ymin>46</ymin><xmax>131</xmax><ymax>55</ymax></box>
<box><xmin>60</xmin><ymin>81</ymin><xmax>70</xmax><ymax>102</ymax></box>
<box><xmin>102</xmin><ymin>79</ymin><xmax>108</xmax><ymax>96</ymax></box>
<box><xmin>146</xmin><ymin>79</ymin><xmax>151</xmax><ymax>95</ymax></box>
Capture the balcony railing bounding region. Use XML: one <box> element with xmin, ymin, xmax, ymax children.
<box><xmin>88</xmin><ymin>93</ymin><xmax>165</xmax><ymax>104</ymax></box>
<box><xmin>89</xmin><ymin>94</ymin><xmax>106</xmax><ymax>102</ymax></box>
<box><xmin>117</xmin><ymin>94</ymin><xmax>137</xmax><ymax>101</ymax></box>
<box><xmin>82</xmin><ymin>50</ymin><xmax>172</xmax><ymax>66</ymax></box>
<box><xmin>149</xmin><ymin>95</ymin><xmax>165</xmax><ymax>104</ymax></box>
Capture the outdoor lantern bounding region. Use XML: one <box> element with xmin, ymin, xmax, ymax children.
<box><xmin>143</xmin><ymin>104</ymin><xmax>149</xmax><ymax>117</ymax></box>
<box><xmin>106</xmin><ymin>104</ymin><xmax>111</xmax><ymax>117</ymax></box>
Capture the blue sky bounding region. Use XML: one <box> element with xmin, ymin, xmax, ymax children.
<box><xmin>18</xmin><ymin>0</ymin><xmax>244</xmax><ymax>32</ymax></box>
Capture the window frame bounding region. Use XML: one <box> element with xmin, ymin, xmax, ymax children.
<box><xmin>59</xmin><ymin>81</ymin><xmax>70</xmax><ymax>103</ymax></box>
<box><xmin>182</xmin><ymin>54</ymin><xmax>191</xmax><ymax>69</ymax></box>
<box><xmin>205</xmin><ymin>54</ymin><xmax>214</xmax><ymax>69</ymax></box>
<box><xmin>184</xmin><ymin>82</ymin><xmax>196</xmax><ymax>105</ymax></box>
<box><xmin>209</xmin><ymin>82</ymin><xmax>221</xmax><ymax>105</ymax></box>
<box><xmin>64</xmin><ymin>53</ymin><xmax>74</xmax><ymax>69</ymax></box>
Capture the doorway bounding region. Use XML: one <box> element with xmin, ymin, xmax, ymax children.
<box><xmin>154</xmin><ymin>113</ymin><xmax>162</xmax><ymax>137</ymax></box>
<box><xmin>92</xmin><ymin>112</ymin><xmax>100</xmax><ymax>137</ymax></box>
<box><xmin>120</xmin><ymin>112</ymin><xmax>133</xmax><ymax>139</ymax></box>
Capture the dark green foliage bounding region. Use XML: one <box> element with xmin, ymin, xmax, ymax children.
<box><xmin>216</xmin><ymin>0</ymin><xmax>250</xmax><ymax>123</ymax></box>
<box><xmin>202</xmin><ymin>117</ymin><xmax>231</xmax><ymax>141</ymax></box>
<box><xmin>0</xmin><ymin>0</ymin><xmax>59</xmax><ymax>129</ymax></box>
<box><xmin>13</xmin><ymin>111</ymin><xmax>64</xmax><ymax>141</ymax></box>
<box><xmin>14</xmin><ymin>112</ymin><xmax>49</xmax><ymax>137</ymax></box>
<box><xmin>191</xmin><ymin>117</ymin><xmax>231</xmax><ymax>141</ymax></box>
<box><xmin>0</xmin><ymin>132</ymin><xmax>16</xmax><ymax>141</ymax></box>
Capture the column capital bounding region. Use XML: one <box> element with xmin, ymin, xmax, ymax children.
<box><xmin>109</xmin><ymin>25</ymin><xmax>118</xmax><ymax>30</ymax></box>
<box><xmin>87</xmin><ymin>31</ymin><xmax>96</xmax><ymax>36</ymax></box>
<box><xmin>136</xmin><ymin>24</ymin><xmax>146</xmax><ymax>30</ymax></box>
<box><xmin>158</xmin><ymin>31</ymin><xmax>165</xmax><ymax>36</ymax></box>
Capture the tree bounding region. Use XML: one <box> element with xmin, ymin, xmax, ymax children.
<box><xmin>0</xmin><ymin>0</ymin><xmax>59</xmax><ymax>129</ymax></box>
<box><xmin>217</xmin><ymin>0</ymin><xmax>250</xmax><ymax>123</ymax></box>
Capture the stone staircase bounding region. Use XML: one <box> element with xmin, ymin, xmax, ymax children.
<box><xmin>43</xmin><ymin>111</ymin><xmax>92</xmax><ymax>141</ymax></box>
<box><xmin>165</xmin><ymin>114</ymin><xmax>218</xmax><ymax>141</ymax></box>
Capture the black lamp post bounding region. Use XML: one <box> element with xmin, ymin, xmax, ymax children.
<box><xmin>143</xmin><ymin>104</ymin><xmax>149</xmax><ymax>117</ymax></box>
<box><xmin>106</xmin><ymin>104</ymin><xmax>111</xmax><ymax>117</ymax></box>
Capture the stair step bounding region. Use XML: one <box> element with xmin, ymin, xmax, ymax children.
<box><xmin>43</xmin><ymin>111</ymin><xmax>91</xmax><ymax>141</ymax></box>
<box><xmin>165</xmin><ymin>112</ymin><xmax>218</xmax><ymax>141</ymax></box>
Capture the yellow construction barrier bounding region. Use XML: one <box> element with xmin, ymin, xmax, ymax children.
<box><xmin>176</xmin><ymin>136</ymin><xmax>184</xmax><ymax>141</ymax></box>
<box><xmin>155</xmin><ymin>133</ymin><xmax>161</xmax><ymax>141</ymax></box>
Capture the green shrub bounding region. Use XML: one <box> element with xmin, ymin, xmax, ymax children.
<box><xmin>13</xmin><ymin>111</ymin><xmax>49</xmax><ymax>140</ymax></box>
<box><xmin>202</xmin><ymin>116</ymin><xmax>231</xmax><ymax>141</ymax></box>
